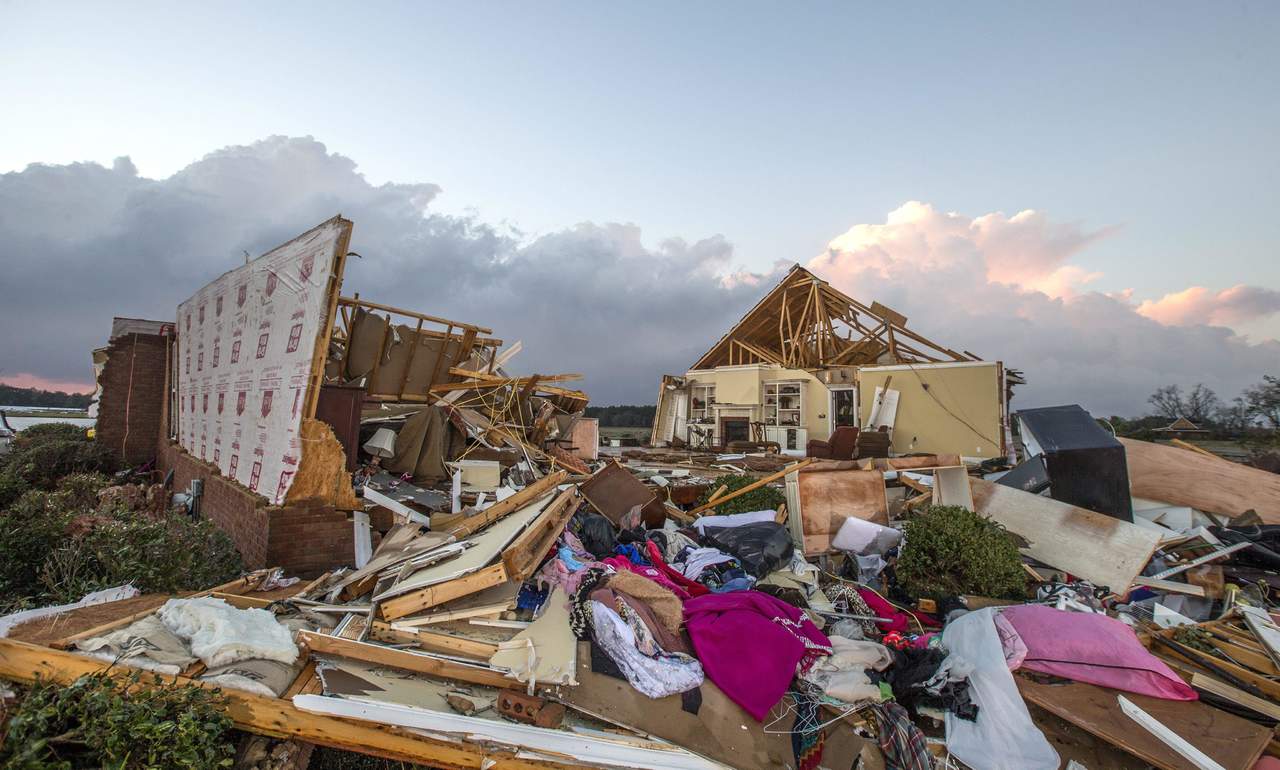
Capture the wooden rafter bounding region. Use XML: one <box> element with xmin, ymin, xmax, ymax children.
<box><xmin>689</xmin><ymin>265</ymin><xmax>972</xmax><ymax>371</ymax></box>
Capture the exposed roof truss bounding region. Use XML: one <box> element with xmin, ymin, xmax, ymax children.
<box><xmin>690</xmin><ymin>266</ymin><xmax>977</xmax><ymax>371</ymax></box>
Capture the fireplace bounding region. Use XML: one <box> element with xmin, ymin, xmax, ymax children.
<box><xmin>719</xmin><ymin>416</ymin><xmax>750</xmax><ymax>447</ymax></box>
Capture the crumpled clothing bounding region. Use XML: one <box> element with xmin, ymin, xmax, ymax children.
<box><xmin>591</xmin><ymin>601</ymin><xmax>704</xmax><ymax>698</ymax></box>
<box><xmin>558</xmin><ymin>545</ymin><xmax>587</xmax><ymax>572</ymax></box>
<box><xmin>684</xmin><ymin>591</ymin><xmax>831</xmax><ymax>721</ymax></box>
<box><xmin>602</xmin><ymin>556</ymin><xmax>692</xmax><ymax>598</ymax></box>
<box><xmin>650</xmin><ymin>526</ymin><xmax>701</xmax><ymax>564</ymax></box>
<box><xmin>569</xmin><ymin>568</ymin><xmax>613</xmax><ymax>640</ymax></box>
<box><xmin>516</xmin><ymin>582</ymin><xmax>549</xmax><ymax>612</ymax></box>
<box><xmin>606</xmin><ymin>569</ymin><xmax>684</xmax><ymax>638</ymax></box>
<box><xmin>592</xmin><ymin>586</ymin><xmax>689</xmax><ymax>655</ymax></box>
<box><xmin>644</xmin><ymin>540</ymin><xmax>711</xmax><ymax>597</ymax></box>
<box><xmin>825</xmin><ymin>583</ymin><xmax>880</xmax><ymax>638</ymax></box>
<box><xmin>677</xmin><ymin>547</ymin><xmax>737</xmax><ymax>579</ymax></box>
<box><xmin>612</xmin><ymin>543</ymin><xmax>650</xmax><ymax>565</ymax></box>
<box><xmin>802</xmin><ymin>637</ymin><xmax>893</xmax><ymax>705</ymax></box>
<box><xmin>710</xmin><ymin>576</ymin><xmax>755</xmax><ymax>593</ymax></box>
<box><xmin>871</xmin><ymin>702</ymin><xmax>932</xmax><ymax>770</ymax></box>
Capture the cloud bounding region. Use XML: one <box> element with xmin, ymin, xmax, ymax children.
<box><xmin>1136</xmin><ymin>285</ymin><xmax>1280</xmax><ymax>327</ymax></box>
<box><xmin>807</xmin><ymin>202</ymin><xmax>1279</xmax><ymax>416</ymax></box>
<box><xmin>1</xmin><ymin>138</ymin><xmax>1275</xmax><ymax>415</ymax></box>
<box><xmin>0</xmin><ymin>137</ymin><xmax>767</xmax><ymax>405</ymax></box>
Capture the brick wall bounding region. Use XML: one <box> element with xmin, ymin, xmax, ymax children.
<box><xmin>97</xmin><ymin>332</ymin><xmax>169</xmax><ymax>467</ymax></box>
<box><xmin>157</xmin><ymin>442</ymin><xmax>355</xmax><ymax>577</ymax></box>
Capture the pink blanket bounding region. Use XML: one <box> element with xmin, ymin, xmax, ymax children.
<box><xmin>1001</xmin><ymin>604</ymin><xmax>1196</xmax><ymax>700</ymax></box>
<box><xmin>684</xmin><ymin>591</ymin><xmax>831</xmax><ymax>720</ymax></box>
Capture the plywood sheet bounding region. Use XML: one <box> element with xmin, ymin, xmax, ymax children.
<box><xmin>579</xmin><ymin>463</ymin><xmax>656</xmax><ymax>526</ymax></box>
<box><xmin>176</xmin><ymin>217</ymin><xmax>350</xmax><ymax>504</ymax></box>
<box><xmin>798</xmin><ymin>468</ymin><xmax>888</xmax><ymax>555</ymax></box>
<box><xmin>970</xmin><ymin>477</ymin><xmax>1160</xmax><ymax>593</ymax></box>
<box><xmin>1017</xmin><ymin>677</ymin><xmax>1269</xmax><ymax>770</ymax></box>
<box><xmin>1121</xmin><ymin>438</ymin><xmax>1280</xmax><ymax>523</ymax></box>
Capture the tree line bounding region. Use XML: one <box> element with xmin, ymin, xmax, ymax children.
<box><xmin>1106</xmin><ymin>374</ymin><xmax>1279</xmax><ymax>444</ymax></box>
<box><xmin>0</xmin><ymin>384</ymin><xmax>93</xmax><ymax>410</ymax></box>
<box><xmin>584</xmin><ymin>405</ymin><xmax>656</xmax><ymax>427</ymax></box>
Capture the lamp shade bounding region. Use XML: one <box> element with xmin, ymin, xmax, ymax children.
<box><xmin>362</xmin><ymin>427</ymin><xmax>397</xmax><ymax>459</ymax></box>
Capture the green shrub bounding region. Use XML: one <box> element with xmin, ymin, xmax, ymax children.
<box><xmin>694</xmin><ymin>473</ymin><xmax>785</xmax><ymax>516</ymax></box>
<box><xmin>0</xmin><ymin>671</ymin><xmax>234</xmax><ymax>769</ymax></box>
<box><xmin>0</xmin><ymin>471</ymin><xmax>242</xmax><ymax>608</ymax></box>
<box><xmin>0</xmin><ymin>424</ymin><xmax>118</xmax><ymax>508</ymax></box>
<box><xmin>896</xmin><ymin>505</ymin><xmax>1026</xmax><ymax>601</ymax></box>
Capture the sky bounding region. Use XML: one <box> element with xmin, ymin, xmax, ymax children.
<box><xmin>1</xmin><ymin>1</ymin><xmax>1277</xmax><ymax>414</ymax></box>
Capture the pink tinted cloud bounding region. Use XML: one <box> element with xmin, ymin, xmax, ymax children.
<box><xmin>1136</xmin><ymin>285</ymin><xmax>1280</xmax><ymax>327</ymax></box>
<box><xmin>0</xmin><ymin>373</ymin><xmax>95</xmax><ymax>395</ymax></box>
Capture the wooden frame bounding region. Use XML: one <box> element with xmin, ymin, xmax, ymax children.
<box><xmin>690</xmin><ymin>265</ymin><xmax>975</xmax><ymax>371</ymax></box>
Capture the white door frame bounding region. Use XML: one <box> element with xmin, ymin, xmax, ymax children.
<box><xmin>827</xmin><ymin>385</ymin><xmax>857</xmax><ymax>436</ymax></box>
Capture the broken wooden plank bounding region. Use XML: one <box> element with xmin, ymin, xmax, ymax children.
<box><xmin>971</xmin><ymin>477</ymin><xmax>1161</xmax><ymax>594</ymax></box>
<box><xmin>687</xmin><ymin>459</ymin><xmax>812</xmax><ymax>516</ymax></box>
<box><xmin>501</xmin><ymin>488</ymin><xmax>579</xmax><ymax>582</ymax></box>
<box><xmin>1121</xmin><ymin>438</ymin><xmax>1280</xmax><ymax>523</ymax></box>
<box><xmin>379</xmin><ymin>562</ymin><xmax>510</xmax><ymax>620</ymax></box>
<box><xmin>298</xmin><ymin>630</ymin><xmax>511</xmax><ymax>689</ymax></box>
<box><xmin>1189</xmin><ymin>672</ymin><xmax>1280</xmax><ymax>721</ymax></box>
<box><xmin>448</xmin><ymin>471</ymin><xmax>566</xmax><ymax>539</ymax></box>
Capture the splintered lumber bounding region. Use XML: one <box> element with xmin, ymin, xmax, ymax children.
<box><xmin>449</xmin><ymin>471</ymin><xmax>566</xmax><ymax>539</ymax></box>
<box><xmin>298</xmin><ymin>630</ymin><xmax>511</xmax><ymax>689</ymax></box>
<box><xmin>1121</xmin><ymin>438</ymin><xmax>1280</xmax><ymax>523</ymax></box>
<box><xmin>970</xmin><ymin>477</ymin><xmax>1161</xmax><ymax>594</ymax></box>
<box><xmin>502</xmin><ymin>487</ymin><xmax>580</xmax><ymax>582</ymax></box>
<box><xmin>379</xmin><ymin>562</ymin><xmax>510</xmax><ymax>620</ymax></box>
<box><xmin>0</xmin><ymin>638</ymin><xmax>552</xmax><ymax>769</ymax></box>
<box><xmin>368</xmin><ymin>621</ymin><xmax>499</xmax><ymax>660</ymax></box>
<box><xmin>1016</xmin><ymin>676</ymin><xmax>1268</xmax><ymax>770</ymax></box>
<box><xmin>1189</xmin><ymin>672</ymin><xmax>1280</xmax><ymax>721</ymax></box>
<box><xmin>687</xmin><ymin>458</ymin><xmax>812</xmax><ymax>516</ymax></box>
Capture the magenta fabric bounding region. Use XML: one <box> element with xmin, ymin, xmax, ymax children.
<box><xmin>1001</xmin><ymin>604</ymin><xmax>1197</xmax><ymax>700</ymax></box>
<box><xmin>856</xmin><ymin>588</ymin><xmax>937</xmax><ymax>633</ymax></box>
<box><xmin>644</xmin><ymin>540</ymin><xmax>710</xmax><ymax>597</ymax></box>
<box><xmin>684</xmin><ymin>591</ymin><xmax>831</xmax><ymax>721</ymax></box>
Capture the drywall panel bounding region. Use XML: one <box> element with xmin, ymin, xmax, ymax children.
<box><xmin>175</xmin><ymin>217</ymin><xmax>351</xmax><ymax>504</ymax></box>
<box><xmin>858</xmin><ymin>361</ymin><xmax>1004</xmax><ymax>459</ymax></box>
<box><xmin>716</xmin><ymin>367</ymin><xmax>762</xmax><ymax>405</ymax></box>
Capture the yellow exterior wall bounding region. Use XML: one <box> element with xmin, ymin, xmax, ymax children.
<box><xmin>857</xmin><ymin>362</ymin><xmax>1004</xmax><ymax>459</ymax></box>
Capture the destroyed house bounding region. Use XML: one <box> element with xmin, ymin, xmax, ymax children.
<box><xmin>651</xmin><ymin>265</ymin><xmax>1020</xmax><ymax>460</ymax></box>
<box><xmin>95</xmin><ymin>215</ymin><xmax>593</xmax><ymax>574</ymax></box>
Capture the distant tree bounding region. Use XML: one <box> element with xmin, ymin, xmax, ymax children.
<box><xmin>1245</xmin><ymin>375</ymin><xmax>1280</xmax><ymax>429</ymax></box>
<box><xmin>1216</xmin><ymin>397</ymin><xmax>1252</xmax><ymax>434</ymax></box>
<box><xmin>1148</xmin><ymin>385</ymin><xmax>1185</xmax><ymax>420</ymax></box>
<box><xmin>1184</xmin><ymin>384</ymin><xmax>1221</xmax><ymax>425</ymax></box>
<box><xmin>583</xmin><ymin>405</ymin><xmax>657</xmax><ymax>428</ymax></box>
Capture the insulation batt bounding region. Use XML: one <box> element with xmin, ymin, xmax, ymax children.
<box><xmin>158</xmin><ymin>597</ymin><xmax>298</xmax><ymax>668</ymax></box>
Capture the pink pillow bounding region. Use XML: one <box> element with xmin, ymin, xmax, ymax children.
<box><xmin>1001</xmin><ymin>604</ymin><xmax>1197</xmax><ymax>701</ymax></box>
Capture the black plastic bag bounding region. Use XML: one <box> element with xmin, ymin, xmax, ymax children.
<box><xmin>574</xmin><ymin>512</ymin><xmax>618</xmax><ymax>561</ymax></box>
<box><xmin>700</xmin><ymin>521</ymin><xmax>793</xmax><ymax>577</ymax></box>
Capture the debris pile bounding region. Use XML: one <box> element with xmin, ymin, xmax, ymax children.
<box><xmin>4</xmin><ymin>218</ymin><xmax>1280</xmax><ymax>769</ymax></box>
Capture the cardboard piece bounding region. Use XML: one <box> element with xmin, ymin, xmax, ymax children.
<box><xmin>796</xmin><ymin>464</ymin><xmax>888</xmax><ymax>555</ymax></box>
